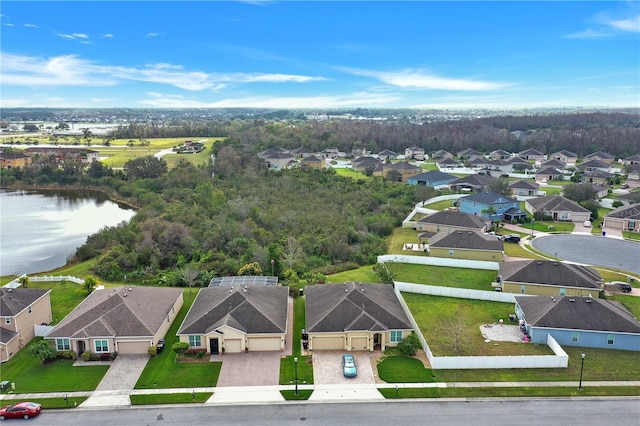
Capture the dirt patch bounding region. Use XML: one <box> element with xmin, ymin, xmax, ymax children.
<box><xmin>479</xmin><ymin>324</ymin><xmax>525</xmax><ymax>343</ymax></box>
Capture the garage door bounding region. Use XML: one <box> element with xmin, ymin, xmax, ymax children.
<box><xmin>350</xmin><ymin>337</ymin><xmax>368</xmax><ymax>351</ymax></box>
<box><xmin>224</xmin><ymin>339</ymin><xmax>243</xmax><ymax>353</ymax></box>
<box><xmin>312</xmin><ymin>336</ymin><xmax>344</xmax><ymax>350</ymax></box>
<box><xmin>248</xmin><ymin>337</ymin><xmax>281</xmax><ymax>351</ymax></box>
<box><xmin>117</xmin><ymin>341</ymin><xmax>149</xmax><ymax>354</ymax></box>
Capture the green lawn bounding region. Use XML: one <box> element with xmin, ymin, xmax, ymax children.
<box><xmin>163</xmin><ymin>151</ymin><xmax>212</xmax><ymax>168</ymax></box>
<box><xmin>386</xmin><ymin>227</ymin><xmax>429</xmax><ymax>256</ymax></box>
<box><xmin>420</xmin><ymin>163</ymin><xmax>440</xmax><ymax>171</ymax></box>
<box><xmin>424</xmin><ymin>199</ymin><xmax>457</xmax><ymax>210</ymax></box>
<box><xmin>623</xmin><ymin>231</ymin><xmax>640</xmax><ymax>241</ymax></box>
<box><xmin>0</xmin><ymin>338</ymin><xmax>109</xmax><ymax>393</ymax></box>
<box><xmin>609</xmin><ymin>294</ymin><xmax>640</xmax><ymax>319</ymax></box>
<box><xmin>135</xmin><ymin>290</ymin><xmax>222</xmax><ymax>389</ymax></box>
<box><xmin>0</xmin><ymin>397</ymin><xmax>88</xmax><ymax>409</ymax></box>
<box><xmin>327</xmin><ymin>265</ymin><xmax>381</xmax><ymax>284</ymax></box>
<box><xmin>377</xmin><ymin>356</ymin><xmax>435</xmax><ymax>383</ymax></box>
<box><xmin>280</xmin><ymin>390</ymin><xmax>313</xmax><ymax>400</ymax></box>
<box><xmin>503</xmin><ymin>242</ymin><xmax>545</xmax><ymax>259</ymax></box>
<box><xmin>403</xmin><ymin>293</ymin><xmax>553</xmax><ymax>357</ymax></box>
<box><xmin>334</xmin><ymin>168</ymin><xmax>369</xmax><ymax>179</ymax></box>
<box><xmin>387</xmin><ymin>263</ymin><xmax>496</xmax><ymax>291</ymax></box>
<box><xmin>130</xmin><ymin>392</ymin><xmax>213</xmax><ymax>405</ymax></box>
<box><xmin>521</xmin><ymin>221</ymin><xmax>575</xmax><ymax>233</ymax></box>
<box><xmin>15</xmin><ymin>281</ymin><xmax>88</xmax><ymax>324</ymax></box>
<box><xmin>279</xmin><ymin>296</ymin><xmax>314</xmax><ymax>385</ymax></box>
<box><xmin>380</xmin><ymin>386</ymin><xmax>640</xmax><ymax>399</ymax></box>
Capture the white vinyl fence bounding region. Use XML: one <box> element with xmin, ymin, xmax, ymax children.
<box><xmin>378</xmin><ymin>255</ymin><xmax>500</xmax><ymax>271</ymax></box>
<box><xmin>4</xmin><ymin>274</ymin><xmax>85</xmax><ymax>288</ymax></box>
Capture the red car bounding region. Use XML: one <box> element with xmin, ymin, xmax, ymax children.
<box><xmin>0</xmin><ymin>402</ymin><xmax>42</xmax><ymax>420</ymax></box>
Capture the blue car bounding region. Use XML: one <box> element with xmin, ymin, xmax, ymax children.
<box><xmin>342</xmin><ymin>354</ymin><xmax>357</xmax><ymax>378</ymax></box>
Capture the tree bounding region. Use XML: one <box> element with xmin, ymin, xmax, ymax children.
<box><xmin>437</xmin><ymin>308</ymin><xmax>473</xmax><ymax>355</ymax></box>
<box><xmin>18</xmin><ymin>275</ymin><xmax>29</xmax><ymax>288</ymax></box>
<box><xmin>486</xmin><ymin>178</ymin><xmax>510</xmax><ymax>196</ymax></box>
<box><xmin>580</xmin><ymin>200</ymin><xmax>599</xmax><ymax>220</ymax></box>
<box><xmin>237</xmin><ymin>262</ymin><xmax>263</xmax><ymax>276</ymax></box>
<box><xmin>481</xmin><ymin>205</ymin><xmax>498</xmax><ymax>218</ymax></box>
<box><xmin>397</xmin><ymin>332</ymin><xmax>421</xmax><ymax>356</ymax></box>
<box><xmin>55</xmin><ymin>122</ymin><xmax>70</xmax><ymax>130</ymax></box>
<box><xmin>84</xmin><ymin>275</ymin><xmax>98</xmax><ymax>295</ymax></box>
<box><xmin>563</xmin><ymin>183</ymin><xmax>597</xmax><ymax>203</ymax></box>
<box><xmin>172</xmin><ymin>341</ymin><xmax>189</xmax><ymax>359</ymax></box>
<box><xmin>123</xmin><ymin>156</ymin><xmax>168</xmax><ymax>179</ymax></box>
<box><xmin>282</xmin><ymin>236</ymin><xmax>304</xmax><ymax>270</ymax></box>
<box><xmin>23</xmin><ymin>123</ymin><xmax>39</xmax><ymax>132</ymax></box>
<box><xmin>182</xmin><ymin>264</ymin><xmax>200</xmax><ymax>293</ymax></box>
<box><xmin>28</xmin><ymin>339</ymin><xmax>58</xmax><ymax>365</ymax></box>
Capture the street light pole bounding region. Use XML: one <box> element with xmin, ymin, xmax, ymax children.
<box><xmin>578</xmin><ymin>353</ymin><xmax>585</xmax><ymax>391</ymax></box>
<box><xmin>294</xmin><ymin>357</ymin><xmax>299</xmax><ymax>395</ymax></box>
<box><xmin>271</xmin><ymin>259</ymin><xmax>275</xmax><ymax>276</ymax></box>
<box><xmin>531</xmin><ymin>219</ymin><xmax>535</xmax><ymax>238</ymax></box>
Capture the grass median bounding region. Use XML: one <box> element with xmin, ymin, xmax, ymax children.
<box><xmin>379</xmin><ymin>386</ymin><xmax>640</xmax><ymax>399</ymax></box>
<box><xmin>130</xmin><ymin>392</ymin><xmax>213</xmax><ymax>405</ymax></box>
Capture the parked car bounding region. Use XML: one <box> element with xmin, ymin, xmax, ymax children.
<box><xmin>156</xmin><ymin>339</ymin><xmax>165</xmax><ymax>354</ymax></box>
<box><xmin>620</xmin><ymin>184</ymin><xmax>630</xmax><ymax>189</ymax></box>
<box><xmin>342</xmin><ymin>354</ymin><xmax>357</xmax><ymax>378</ymax></box>
<box><xmin>0</xmin><ymin>402</ymin><xmax>42</xmax><ymax>420</ymax></box>
<box><xmin>605</xmin><ymin>281</ymin><xmax>633</xmax><ymax>293</ymax></box>
<box><xmin>503</xmin><ymin>234</ymin><xmax>521</xmax><ymax>243</ymax></box>
<box><xmin>583</xmin><ymin>221</ymin><xmax>592</xmax><ymax>227</ymax></box>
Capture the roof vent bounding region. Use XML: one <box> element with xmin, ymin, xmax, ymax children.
<box><xmin>123</xmin><ymin>293</ymin><xmax>127</xmax><ymax>297</ymax></box>
<box><xmin>345</xmin><ymin>289</ymin><xmax>348</xmax><ymax>292</ymax></box>
<box><xmin>553</xmin><ymin>262</ymin><xmax>559</xmax><ymax>266</ymax></box>
<box><xmin>551</xmin><ymin>297</ymin><xmax>556</xmax><ymax>301</ymax></box>
<box><xmin>569</xmin><ymin>298</ymin><xmax>575</xmax><ymax>302</ymax></box>
<box><xmin>586</xmin><ymin>299</ymin><xmax>592</xmax><ymax>303</ymax></box>
<box><xmin>361</xmin><ymin>289</ymin><xmax>365</xmax><ymax>293</ymax></box>
<box><xmin>128</xmin><ymin>288</ymin><xmax>133</xmax><ymax>291</ymax></box>
<box><xmin>536</xmin><ymin>261</ymin><xmax>542</xmax><ymax>265</ymax></box>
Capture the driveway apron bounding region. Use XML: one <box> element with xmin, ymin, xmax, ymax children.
<box><xmin>80</xmin><ymin>355</ymin><xmax>149</xmax><ymax>408</ymax></box>
<box><xmin>312</xmin><ymin>351</ymin><xmax>376</xmax><ymax>385</ymax></box>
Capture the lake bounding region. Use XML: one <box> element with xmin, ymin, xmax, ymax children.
<box><xmin>0</xmin><ymin>189</ymin><xmax>136</xmax><ymax>276</ymax></box>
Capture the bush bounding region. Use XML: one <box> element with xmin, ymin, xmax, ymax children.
<box><xmin>60</xmin><ymin>350</ymin><xmax>77</xmax><ymax>360</ymax></box>
<box><xmin>81</xmin><ymin>351</ymin><xmax>91</xmax><ymax>361</ymax></box>
<box><xmin>172</xmin><ymin>341</ymin><xmax>190</xmax><ymax>357</ymax></box>
<box><xmin>195</xmin><ymin>351</ymin><xmax>207</xmax><ymax>359</ymax></box>
<box><xmin>397</xmin><ymin>332</ymin><xmax>421</xmax><ymax>356</ymax></box>
<box><xmin>148</xmin><ymin>346</ymin><xmax>157</xmax><ymax>357</ymax></box>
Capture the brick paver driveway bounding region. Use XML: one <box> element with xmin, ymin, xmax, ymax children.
<box><xmin>215</xmin><ymin>352</ymin><xmax>284</xmax><ymax>387</ymax></box>
<box><xmin>312</xmin><ymin>351</ymin><xmax>376</xmax><ymax>385</ymax></box>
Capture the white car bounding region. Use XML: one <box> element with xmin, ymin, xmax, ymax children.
<box><xmin>583</xmin><ymin>221</ymin><xmax>592</xmax><ymax>227</ymax></box>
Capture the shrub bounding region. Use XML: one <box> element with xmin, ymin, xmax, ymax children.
<box><xmin>397</xmin><ymin>332</ymin><xmax>421</xmax><ymax>356</ymax></box>
<box><xmin>148</xmin><ymin>346</ymin><xmax>157</xmax><ymax>357</ymax></box>
<box><xmin>195</xmin><ymin>351</ymin><xmax>207</xmax><ymax>359</ymax></box>
<box><xmin>172</xmin><ymin>341</ymin><xmax>190</xmax><ymax>358</ymax></box>
<box><xmin>81</xmin><ymin>351</ymin><xmax>91</xmax><ymax>361</ymax></box>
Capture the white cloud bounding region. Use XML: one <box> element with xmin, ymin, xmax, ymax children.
<box><xmin>568</xmin><ymin>9</ymin><xmax>640</xmax><ymax>38</ymax></box>
<box><xmin>54</xmin><ymin>32</ymin><xmax>91</xmax><ymax>43</ymax></box>
<box><xmin>102</xmin><ymin>33</ymin><xmax>114</xmax><ymax>38</ymax></box>
<box><xmin>24</xmin><ymin>24</ymin><xmax>38</xmax><ymax>28</ymax></box>
<box><xmin>343</xmin><ymin>68</ymin><xmax>507</xmax><ymax>91</ymax></box>
<box><xmin>146</xmin><ymin>32</ymin><xmax>160</xmax><ymax>38</ymax></box>
<box><xmin>72</xmin><ymin>33</ymin><xmax>89</xmax><ymax>39</ymax></box>
<box><xmin>3</xmin><ymin>23</ymin><xmax>14</xmax><ymax>27</ymax></box>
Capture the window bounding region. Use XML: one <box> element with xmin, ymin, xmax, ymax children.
<box><xmin>390</xmin><ymin>331</ymin><xmax>403</xmax><ymax>342</ymax></box>
<box><xmin>28</xmin><ymin>306</ymin><xmax>32</xmax><ymax>314</ymax></box>
<box><xmin>448</xmin><ymin>249</ymin><xmax>454</xmax><ymax>256</ymax></box>
<box><xmin>56</xmin><ymin>338</ymin><xmax>70</xmax><ymax>351</ymax></box>
<box><xmin>607</xmin><ymin>334</ymin><xmax>615</xmax><ymax>345</ymax></box>
<box><xmin>520</xmin><ymin>285</ymin><xmax>526</xmax><ymax>294</ymax></box>
<box><xmin>559</xmin><ymin>288</ymin><xmax>566</xmax><ymax>296</ymax></box>
<box><xmin>3</xmin><ymin>317</ymin><xmax>10</xmax><ymax>325</ymax></box>
<box><xmin>189</xmin><ymin>336</ymin><xmax>202</xmax><ymax>347</ymax></box>
<box><xmin>571</xmin><ymin>332</ymin><xmax>579</xmax><ymax>343</ymax></box>
<box><xmin>94</xmin><ymin>339</ymin><xmax>109</xmax><ymax>353</ymax></box>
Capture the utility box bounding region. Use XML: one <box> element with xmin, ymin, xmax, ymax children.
<box><xmin>0</xmin><ymin>381</ymin><xmax>9</xmax><ymax>392</ymax></box>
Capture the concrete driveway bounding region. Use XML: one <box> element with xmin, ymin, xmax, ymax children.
<box><xmin>312</xmin><ymin>351</ymin><xmax>376</xmax><ymax>385</ymax></box>
<box><xmin>215</xmin><ymin>352</ymin><xmax>283</xmax><ymax>387</ymax></box>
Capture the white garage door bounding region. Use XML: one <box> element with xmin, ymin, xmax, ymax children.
<box><xmin>117</xmin><ymin>341</ymin><xmax>149</xmax><ymax>354</ymax></box>
<box><xmin>312</xmin><ymin>336</ymin><xmax>344</xmax><ymax>350</ymax></box>
<box><xmin>350</xmin><ymin>337</ymin><xmax>368</xmax><ymax>351</ymax></box>
<box><xmin>224</xmin><ymin>339</ymin><xmax>243</xmax><ymax>353</ymax></box>
<box><xmin>248</xmin><ymin>337</ymin><xmax>281</xmax><ymax>351</ymax></box>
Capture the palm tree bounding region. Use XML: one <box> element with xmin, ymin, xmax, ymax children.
<box><xmin>84</xmin><ymin>275</ymin><xmax>98</xmax><ymax>295</ymax></box>
<box><xmin>28</xmin><ymin>339</ymin><xmax>57</xmax><ymax>365</ymax></box>
<box><xmin>17</xmin><ymin>275</ymin><xmax>29</xmax><ymax>289</ymax></box>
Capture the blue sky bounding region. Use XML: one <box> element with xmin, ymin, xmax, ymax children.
<box><xmin>1</xmin><ymin>1</ymin><xmax>638</xmax><ymax>109</ymax></box>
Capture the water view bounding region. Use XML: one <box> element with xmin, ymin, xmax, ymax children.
<box><xmin>0</xmin><ymin>189</ymin><xmax>136</xmax><ymax>276</ymax></box>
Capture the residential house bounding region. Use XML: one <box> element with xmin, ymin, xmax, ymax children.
<box><xmin>432</xmin><ymin>150</ymin><xmax>454</xmax><ymax>160</ymax></box>
<box><xmin>534</xmin><ymin>166</ymin><xmax>563</xmax><ymax>182</ymax></box>
<box><xmin>0</xmin><ymin>151</ymin><xmax>32</xmax><ymax>169</ymax></box>
<box><xmin>624</xmin><ymin>164</ymin><xmax>640</xmax><ymax>189</ymax></box>
<box><xmin>46</xmin><ymin>286</ymin><xmax>183</xmax><ymax>356</ymax></box>
<box><xmin>258</xmin><ymin>147</ymin><xmax>290</xmax><ymax>159</ymax></box>
<box><xmin>290</xmin><ymin>147</ymin><xmax>316</xmax><ymax>158</ymax></box>
<box><xmin>351</xmin><ymin>147</ymin><xmax>368</xmax><ymax>158</ymax></box>
<box><xmin>406</xmin><ymin>170</ymin><xmax>457</xmax><ymax>188</ymax></box>
<box><xmin>603</xmin><ymin>204</ymin><xmax>640</xmax><ymax>232</ymax></box>
<box><xmin>489</xmin><ymin>149</ymin><xmax>512</xmax><ymax>160</ymax></box>
<box><xmin>550</xmin><ymin>150</ymin><xmax>578</xmax><ymax>166</ymax></box>
<box><xmin>577</xmin><ymin>159</ymin><xmax>610</xmax><ymax>173</ymax></box>
<box><xmin>498</xmin><ymin>260</ymin><xmax>602</xmax><ymax>296</ymax></box>
<box><xmin>352</xmin><ymin>156</ymin><xmax>382</xmax><ymax>172</ymax></box>
<box><xmin>584</xmin><ymin>151</ymin><xmax>615</xmax><ymax>165</ymax></box>
<box><xmin>458</xmin><ymin>148</ymin><xmax>484</xmax><ymax>162</ymax></box>
<box><xmin>404</xmin><ymin>147</ymin><xmax>425</xmax><ymax>161</ymax></box>
<box><xmin>320</xmin><ymin>147</ymin><xmax>340</xmax><ymax>160</ymax></box>
<box><xmin>24</xmin><ymin>147</ymin><xmax>100</xmax><ymax>163</ymax></box>
<box><xmin>177</xmin><ymin>285</ymin><xmax>288</xmax><ymax>354</ymax></box>
<box><xmin>373</xmin><ymin>161</ymin><xmax>422</xmax><ymax>183</ymax></box>
<box><xmin>518</xmin><ymin>148</ymin><xmax>545</xmax><ymax>163</ymax></box>
<box><xmin>525</xmin><ymin>195</ymin><xmax>591</xmax><ymax>222</ymax></box>
<box><xmin>415</xmin><ymin>210</ymin><xmax>490</xmax><ymax>234</ymax></box>
<box><xmin>590</xmin><ymin>184</ymin><xmax>609</xmax><ymax>199</ymax></box>
<box><xmin>515</xmin><ymin>296</ymin><xmax>640</xmax><ymax>351</ymax></box>
<box><xmin>509</xmin><ymin>179</ymin><xmax>539</xmax><ymax>197</ymax></box>
<box><xmin>506</xmin><ymin>156</ymin><xmax>534</xmax><ymax>171</ymax></box>
<box><xmin>448</xmin><ymin>174</ymin><xmax>495</xmax><ymax>192</ymax></box>
<box><xmin>459</xmin><ymin>191</ymin><xmax>525</xmax><ymax>221</ymax></box>
<box><xmin>581</xmin><ymin>169</ymin><xmax>612</xmax><ymax>185</ymax></box>
<box><xmin>436</xmin><ymin>157</ymin><xmax>463</xmax><ymax>170</ymax></box>
<box><xmin>1</xmin><ymin>288</ymin><xmax>52</xmax><ymax>363</ymax></box>
<box><xmin>621</xmin><ymin>154</ymin><xmax>640</xmax><ymax>166</ymax></box>
<box><xmin>377</xmin><ymin>150</ymin><xmax>397</xmax><ymax>162</ymax></box>
<box><xmin>305</xmin><ymin>282</ymin><xmax>413</xmax><ymax>351</ymax></box>
<box><xmin>263</xmin><ymin>152</ymin><xmax>296</xmax><ymax>170</ymax></box>
<box><xmin>300</xmin><ymin>155</ymin><xmax>326</xmax><ymax>170</ymax></box>
<box><xmin>469</xmin><ymin>157</ymin><xmax>488</xmax><ymax>169</ymax></box>
<box><xmin>428</xmin><ymin>230</ymin><xmax>503</xmax><ymax>261</ymax></box>
<box><xmin>540</xmin><ymin>159</ymin><xmax>567</xmax><ymax>170</ymax></box>
<box><xmin>484</xmin><ymin>159</ymin><xmax>514</xmax><ymax>175</ymax></box>
<box><xmin>614</xmin><ymin>192</ymin><xmax>640</xmax><ymax>206</ymax></box>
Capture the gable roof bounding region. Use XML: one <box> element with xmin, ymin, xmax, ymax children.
<box><xmin>551</xmin><ymin>150</ymin><xmax>578</xmax><ymax>158</ymax></box>
<box><xmin>290</xmin><ymin>147</ymin><xmax>315</xmax><ymax>155</ymax></box>
<box><xmin>535</xmin><ymin>166</ymin><xmax>562</xmax><ymax>176</ymax></box>
<box><xmin>384</xmin><ymin>161</ymin><xmax>421</xmax><ymax>171</ymax></box>
<box><xmin>0</xmin><ymin>327</ymin><xmax>19</xmax><ymax>344</ymax></box>
<box><xmin>429</xmin><ymin>230</ymin><xmax>503</xmax><ymax>251</ymax></box>
<box><xmin>506</xmin><ymin>156</ymin><xmax>531</xmax><ymax>165</ymax></box>
<box><xmin>585</xmin><ymin>151</ymin><xmax>614</xmax><ymax>160</ymax></box>
<box><xmin>378</xmin><ymin>149</ymin><xmax>396</xmax><ymax>156</ymax></box>
<box><xmin>305</xmin><ymin>282</ymin><xmax>411</xmax><ymax>333</ymax></box>
<box><xmin>462</xmin><ymin>190</ymin><xmax>517</xmax><ymax>205</ymax></box>
<box><xmin>458</xmin><ymin>148</ymin><xmax>483</xmax><ymax>156</ymax></box>
<box><xmin>449</xmin><ymin>173</ymin><xmax>495</xmax><ymax>188</ymax></box>
<box><xmin>491</xmin><ymin>149</ymin><xmax>511</xmax><ymax>156</ymax></box>
<box><xmin>623</xmin><ymin>154</ymin><xmax>640</xmax><ymax>162</ymax></box>
<box><xmin>500</xmin><ymin>260</ymin><xmax>602</xmax><ymax>289</ymax></box>
<box><xmin>527</xmin><ymin>195</ymin><xmax>591</xmax><ymax>213</ymax></box>
<box><xmin>515</xmin><ymin>296</ymin><xmax>640</xmax><ymax>334</ymax></box>
<box><xmin>0</xmin><ymin>288</ymin><xmax>50</xmax><ymax>317</ymax></box>
<box><xmin>352</xmin><ymin>156</ymin><xmax>382</xmax><ymax>167</ymax></box>
<box><xmin>409</xmin><ymin>170</ymin><xmax>456</xmax><ymax>183</ymax></box>
<box><xmin>578</xmin><ymin>159</ymin><xmax>609</xmax><ymax>170</ymax></box>
<box><xmin>433</xmin><ymin>150</ymin><xmax>453</xmax><ymax>158</ymax></box>
<box><xmin>583</xmin><ymin>169</ymin><xmax>612</xmax><ymax>179</ymax></box>
<box><xmin>47</xmin><ymin>286</ymin><xmax>183</xmax><ymax>339</ymax></box>
<box><xmin>437</xmin><ymin>157</ymin><xmax>463</xmax><ymax>167</ymax></box>
<box><xmin>519</xmin><ymin>148</ymin><xmax>544</xmax><ymax>156</ymax></box>
<box><xmin>178</xmin><ymin>286</ymin><xmax>288</xmax><ymax>335</ymax></box>
<box><xmin>541</xmin><ymin>159</ymin><xmax>566</xmax><ymax>168</ymax></box>
<box><xmin>509</xmin><ymin>179</ymin><xmax>539</xmax><ymax>190</ymax></box>
<box><xmin>417</xmin><ymin>209</ymin><xmax>489</xmax><ymax>229</ymax></box>
<box><xmin>301</xmin><ymin>155</ymin><xmax>323</xmax><ymax>163</ymax></box>
<box><xmin>605</xmin><ymin>204</ymin><xmax>640</xmax><ymax>220</ymax></box>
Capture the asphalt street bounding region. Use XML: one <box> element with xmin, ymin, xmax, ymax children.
<box><xmin>531</xmin><ymin>234</ymin><xmax>640</xmax><ymax>275</ymax></box>
<box><xmin>25</xmin><ymin>399</ymin><xmax>640</xmax><ymax>426</ymax></box>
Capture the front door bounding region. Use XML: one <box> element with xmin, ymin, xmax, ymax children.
<box><xmin>373</xmin><ymin>333</ymin><xmax>382</xmax><ymax>350</ymax></box>
<box><xmin>77</xmin><ymin>341</ymin><xmax>85</xmax><ymax>357</ymax></box>
<box><xmin>209</xmin><ymin>338</ymin><xmax>219</xmax><ymax>355</ymax></box>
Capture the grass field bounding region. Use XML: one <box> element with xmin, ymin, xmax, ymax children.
<box><xmin>379</xmin><ymin>386</ymin><xmax>640</xmax><ymax>398</ymax></box>
<box><xmin>130</xmin><ymin>392</ymin><xmax>213</xmax><ymax>405</ymax></box>
<box><xmin>424</xmin><ymin>199</ymin><xmax>457</xmax><ymax>210</ymax></box>
<box><xmin>387</xmin><ymin>227</ymin><xmax>429</xmax><ymax>255</ymax></box>
<box><xmin>327</xmin><ymin>265</ymin><xmax>381</xmax><ymax>284</ymax></box>
<box><xmin>522</xmin><ymin>221</ymin><xmax>575</xmax><ymax>233</ymax></box>
<box><xmin>334</xmin><ymin>168</ymin><xmax>369</xmax><ymax>179</ymax></box>
<box><xmin>279</xmin><ymin>297</ymin><xmax>314</xmax><ymax>385</ymax></box>
<box><xmin>387</xmin><ymin>263</ymin><xmax>497</xmax><ymax>291</ymax></box>
<box><xmin>0</xmin><ymin>397</ymin><xmax>88</xmax><ymax>409</ymax></box>
<box><xmin>22</xmin><ymin>281</ymin><xmax>88</xmax><ymax>324</ymax></box>
<box><xmin>377</xmin><ymin>356</ymin><xmax>435</xmax><ymax>383</ymax></box>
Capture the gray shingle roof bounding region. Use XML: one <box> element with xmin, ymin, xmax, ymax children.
<box><xmin>449</xmin><ymin>174</ymin><xmax>495</xmax><ymax>188</ymax></box>
<box><xmin>500</xmin><ymin>260</ymin><xmax>602</xmax><ymax>289</ymax></box>
<box><xmin>416</xmin><ymin>210</ymin><xmax>489</xmax><ymax>229</ymax></box>
<box><xmin>509</xmin><ymin>179</ymin><xmax>539</xmax><ymax>190</ymax></box>
<box><xmin>583</xmin><ymin>169</ymin><xmax>612</xmax><ymax>179</ymax></box>
<box><xmin>585</xmin><ymin>151</ymin><xmax>614</xmax><ymax>160</ymax></box>
<box><xmin>47</xmin><ymin>286</ymin><xmax>183</xmax><ymax>339</ymax></box>
<box><xmin>0</xmin><ymin>327</ymin><xmax>19</xmax><ymax>344</ymax></box>
<box><xmin>541</xmin><ymin>159</ymin><xmax>566</xmax><ymax>168</ymax></box>
<box><xmin>515</xmin><ymin>296</ymin><xmax>640</xmax><ymax>333</ymax></box>
<box><xmin>578</xmin><ymin>159</ymin><xmax>609</xmax><ymax>170</ymax></box>
<box><xmin>0</xmin><ymin>288</ymin><xmax>49</xmax><ymax>317</ymax></box>
<box><xmin>527</xmin><ymin>195</ymin><xmax>591</xmax><ymax>213</ymax></box>
<box><xmin>178</xmin><ymin>286</ymin><xmax>288</xmax><ymax>335</ymax></box>
<box><xmin>385</xmin><ymin>161</ymin><xmax>421</xmax><ymax>171</ymax></box>
<box><xmin>462</xmin><ymin>191</ymin><xmax>517</xmax><ymax>205</ymax></box>
<box><xmin>437</xmin><ymin>157</ymin><xmax>463</xmax><ymax>167</ymax></box>
<box><xmin>305</xmin><ymin>282</ymin><xmax>412</xmax><ymax>333</ymax></box>
<box><xmin>551</xmin><ymin>150</ymin><xmax>578</xmax><ymax>158</ymax></box>
<box><xmin>605</xmin><ymin>204</ymin><xmax>640</xmax><ymax>220</ymax></box>
<box><xmin>429</xmin><ymin>230</ymin><xmax>503</xmax><ymax>251</ymax></box>
<box><xmin>519</xmin><ymin>148</ymin><xmax>544</xmax><ymax>156</ymax></box>
<box><xmin>535</xmin><ymin>166</ymin><xmax>562</xmax><ymax>176</ymax></box>
<box><xmin>409</xmin><ymin>170</ymin><xmax>456</xmax><ymax>183</ymax></box>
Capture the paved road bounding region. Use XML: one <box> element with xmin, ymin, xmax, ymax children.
<box><xmin>531</xmin><ymin>234</ymin><xmax>640</xmax><ymax>275</ymax></box>
<box><xmin>26</xmin><ymin>399</ymin><xmax>640</xmax><ymax>426</ymax></box>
